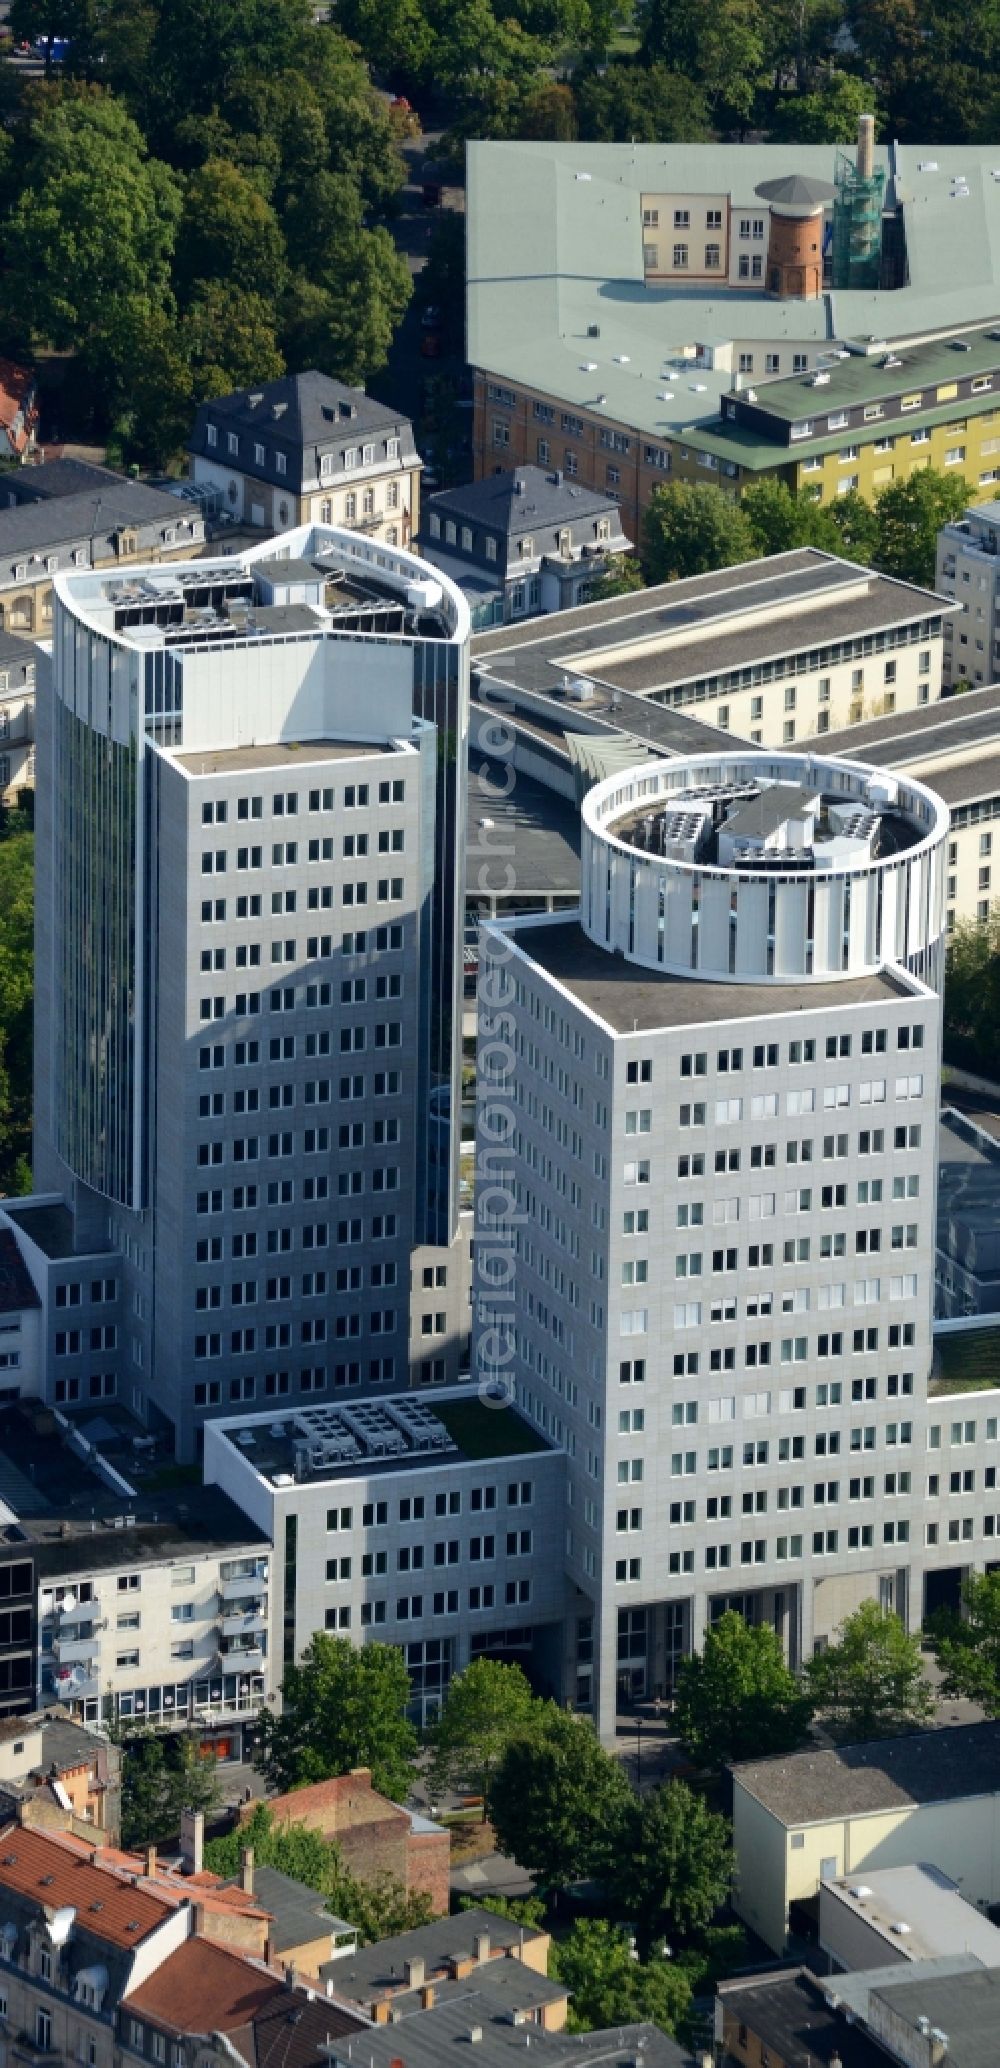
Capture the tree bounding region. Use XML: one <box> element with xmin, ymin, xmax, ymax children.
<box><xmin>204</xmin><ymin>1801</ymin><xmax>432</xmax><ymax>1942</ymax></box>
<box><xmin>610</xmin><ymin>1781</ymin><xmax>731</xmax><ymax>1957</ymax></box>
<box><xmin>827</xmin><ymin>487</ymin><xmax>880</xmax><ymax>566</ymax></box>
<box><xmin>516</xmin><ymin>80</ymin><xmax>579</xmax><ymax>139</ymax></box>
<box><xmin>872</xmin><ymin>468</ymin><xmax>971</xmax><ymax>587</ymax></box>
<box><xmin>282</xmin><ymin>173</ymin><xmax>412</xmax><ymax>385</ymax></box>
<box><xmin>551</xmin><ymin>1919</ymin><xmax>692</xmax><ymax>2035</ymax></box>
<box><xmin>0</xmin><ymin>89</ymin><xmax>181</xmax><ymax>353</ymax></box>
<box><xmin>741</xmin><ymin>477</ymin><xmax>842</xmax><ymax>557</ymax></box>
<box><xmin>173</xmin><ymin>158</ymin><xmax>286</xmax><ymax>303</ymax></box>
<box><xmin>256</xmin><ymin>1633</ymin><xmax>418</xmax><ymax>1800</ymax></box>
<box><xmin>487</xmin><ymin>1707</ymin><xmax>633</xmax><ymax>1887</ymax></box>
<box><xmin>118</xmin><ymin>1732</ymin><xmax>221</xmax><ymax>1848</ymax></box>
<box><xmin>429</xmin><ymin>1658</ymin><xmax>542</xmax><ymax>1813</ymax></box>
<box><xmin>769</xmin><ymin>75</ymin><xmax>878</xmax><ymax>142</ymax></box>
<box><xmin>639</xmin><ymin>0</ymin><xmax>768</xmax><ymax>129</ymax></box>
<box><xmin>674</xmin><ymin>1611</ymin><xmax>814</xmax><ymax>1771</ymax></box>
<box><xmin>944</xmin><ymin>908</ymin><xmax>1000</xmax><ymax>1073</ymax></box>
<box><xmin>806</xmin><ymin>1601</ymin><xmax>935</xmax><ymax>1741</ymax></box>
<box><xmin>643</xmin><ymin>481</ymin><xmax>756</xmax><ymax>583</ymax></box>
<box><xmin>574</xmin><ymin>58</ymin><xmax>709</xmax><ymax>142</ymax></box>
<box><xmin>587</xmin><ymin>555</ymin><xmax>646</xmax><ymax>600</ymax></box>
<box><xmin>933</xmin><ymin>1571</ymin><xmax>1000</xmax><ymax>1716</ymax></box>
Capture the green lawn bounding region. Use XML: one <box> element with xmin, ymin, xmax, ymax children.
<box><xmin>435</xmin><ymin>1395</ymin><xmax>548</xmax><ymax>1459</ymax></box>
<box><xmin>931</xmin><ymin>1328</ymin><xmax>1000</xmax><ymax>1394</ymax></box>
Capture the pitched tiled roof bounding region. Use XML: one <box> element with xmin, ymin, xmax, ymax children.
<box><xmin>124</xmin><ymin>1938</ymin><xmax>364</xmax><ymax>2063</ymax></box>
<box><xmin>0</xmin><ymin>1826</ymin><xmax>171</xmax><ymax>1946</ymax></box>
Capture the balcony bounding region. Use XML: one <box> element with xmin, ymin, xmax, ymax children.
<box><xmin>52</xmin><ymin>1630</ymin><xmax>100</xmax><ymax>1665</ymax></box>
<box><xmin>219</xmin><ymin>1568</ymin><xmax>268</xmax><ymax>1603</ymax></box>
<box><xmin>220</xmin><ymin>1609</ymin><xmax>267</xmax><ymax>1639</ymax></box>
<box><xmin>52</xmin><ymin>1666</ymin><xmax>100</xmax><ymax>1702</ymax></box>
<box><xmin>218</xmin><ymin>1641</ymin><xmax>265</xmax><ymax>1672</ymax></box>
<box><xmin>54</xmin><ymin>1590</ymin><xmax>99</xmax><ymax>1624</ymax></box>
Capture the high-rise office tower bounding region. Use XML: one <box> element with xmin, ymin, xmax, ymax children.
<box><xmin>474</xmin><ymin>750</ymin><xmax>948</xmax><ymax>1738</ymax></box>
<box><xmin>26</xmin><ymin>526</ymin><xmax>468</xmax><ymax>1458</ymax></box>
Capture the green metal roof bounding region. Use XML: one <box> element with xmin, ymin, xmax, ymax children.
<box><xmin>688</xmin><ymin>384</ymin><xmax>1000</xmax><ymax>472</ymax></box>
<box><xmin>734</xmin><ymin>329</ymin><xmax>1000</xmax><ymax>428</ymax></box>
<box><xmin>467</xmin><ymin>141</ymin><xmax>1000</xmax><ymax>443</ymax></box>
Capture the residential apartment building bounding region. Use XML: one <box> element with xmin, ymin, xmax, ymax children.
<box><xmin>0</xmin><ymin>1399</ymin><xmax>270</xmax><ymax>1748</ymax></box>
<box><xmin>187</xmin><ymin>372</ymin><xmax>422</xmax><ymax>545</ymax></box>
<box><xmin>935</xmin><ymin>493</ymin><xmax>1000</xmax><ymax>687</ymax></box>
<box><xmin>21</xmin><ymin>527</ymin><xmax>469</xmax><ymax>1459</ymax></box>
<box><xmin>0</xmin><ymin>483</ymin><xmax>205</xmax><ymax>639</ymax></box>
<box><xmin>419</xmin><ymin>465</ymin><xmax>630</xmax><ymax>628</ymax></box>
<box><xmin>204</xmin><ymin>1391</ymin><xmax>566</xmax><ymax>1726</ymax></box>
<box><xmin>468</xmin><ymin>135</ymin><xmax>1000</xmax><ymax>533</ymax></box>
<box><xmin>687</xmin><ymin>331</ymin><xmax>1000</xmax><ymax>504</ymax></box>
<box><xmin>474</xmin><ymin>750</ymin><xmax>949</xmax><ymax>1737</ymax></box>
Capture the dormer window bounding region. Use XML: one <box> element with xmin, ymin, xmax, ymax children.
<box><xmin>344</xmin><ymin>449</ymin><xmax>357</xmax><ymax>470</ymax></box>
<box><xmin>254</xmin><ymin>443</ymin><xmax>265</xmax><ymax>467</ymax></box>
<box><xmin>387</xmin><ymin>437</ymin><xmax>400</xmax><ymax>460</ymax></box>
<box><xmin>206</xmin><ymin>425</ymin><xmax>217</xmax><ymax>449</ymax></box>
<box><xmin>227</xmin><ymin>433</ymin><xmax>239</xmax><ymax>455</ymax></box>
<box><xmin>597</xmin><ymin>518</ymin><xmax>611</xmax><ymax>541</ymax></box>
<box><xmin>429</xmin><ymin>513</ymin><xmax>441</xmax><ymax>538</ymax></box>
<box><xmin>520</xmin><ymin>537</ymin><xmax>533</xmax><ymax>559</ymax></box>
<box><xmin>362</xmin><ymin>443</ymin><xmax>374</xmax><ymax>465</ymax></box>
<box><xmin>275</xmin><ymin>452</ymin><xmax>287</xmax><ymax>476</ymax></box>
<box><xmin>13</xmin><ymin>564</ymin><xmax>25</xmax><ymax>582</ymax></box>
<box><xmin>319</xmin><ymin>453</ymin><xmax>334</xmax><ymax>479</ymax></box>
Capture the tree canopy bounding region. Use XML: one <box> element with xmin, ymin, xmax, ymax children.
<box><xmin>550</xmin><ymin>1919</ymin><xmax>692</xmax><ymax>2035</ymax></box>
<box><xmin>256</xmin><ymin>1633</ymin><xmax>418</xmax><ymax>1801</ymax></box>
<box><xmin>675</xmin><ymin>1611</ymin><xmax>814</xmax><ymax>1771</ymax></box>
<box><xmin>805</xmin><ymin>1602</ymin><xmax>934</xmax><ymax>1741</ymax></box>
<box><xmin>642</xmin><ymin>481</ymin><xmax>757</xmax><ymax>584</ymax></box>
<box><xmin>487</xmin><ymin>1707</ymin><xmax>633</xmax><ymax>1887</ymax></box>
<box><xmin>609</xmin><ymin>1779</ymin><xmax>731</xmax><ymax>1957</ymax></box>
<box><xmin>428</xmin><ymin>1657</ymin><xmax>541</xmax><ymax>1810</ymax></box>
<box><xmin>944</xmin><ymin>909</ymin><xmax>1000</xmax><ymax>1074</ymax></box>
<box><xmin>932</xmin><ymin>1571</ymin><xmax>1000</xmax><ymax>1717</ymax></box>
<box><xmin>117</xmin><ymin>1731</ymin><xmax>220</xmax><ymax>1849</ymax></box>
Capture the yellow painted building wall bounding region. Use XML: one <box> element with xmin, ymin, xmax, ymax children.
<box><xmin>734</xmin><ymin>1783</ymin><xmax>1000</xmax><ymax>1953</ymax></box>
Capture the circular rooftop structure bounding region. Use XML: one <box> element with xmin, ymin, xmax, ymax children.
<box><xmin>580</xmin><ymin>752</ymin><xmax>948</xmax><ymax>985</ymax></box>
<box><xmin>754</xmin><ymin>173</ymin><xmax>837</xmax><ymax>214</ymax></box>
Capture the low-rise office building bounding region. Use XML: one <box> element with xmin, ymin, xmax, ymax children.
<box><xmin>420</xmin><ymin>466</ymin><xmax>630</xmax><ymax>628</ymax></box>
<box><xmin>470</xmin><ymin>549</ymin><xmax>953</xmax><ymax>765</ymax></box>
<box><xmin>731</xmin><ymin>1722</ymin><xmax>1000</xmax><ymax>1953</ymax></box>
<box><xmin>187</xmin><ymin>371</ymin><xmax>421</xmax><ymax>544</ymax></box>
<box><xmin>203</xmin><ymin>1392</ymin><xmax>566</xmax><ymax>1726</ymax></box>
<box><xmin>812</xmin><ymin>686</ymin><xmax>1000</xmax><ymax>930</ymax></box>
<box><xmin>819</xmin><ymin>1862</ymin><xmax>1000</xmax><ymax>1974</ymax></box>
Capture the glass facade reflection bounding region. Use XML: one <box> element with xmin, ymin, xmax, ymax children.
<box><xmin>53</xmin><ymin>701</ymin><xmax>139</xmax><ymax>1207</ymax></box>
